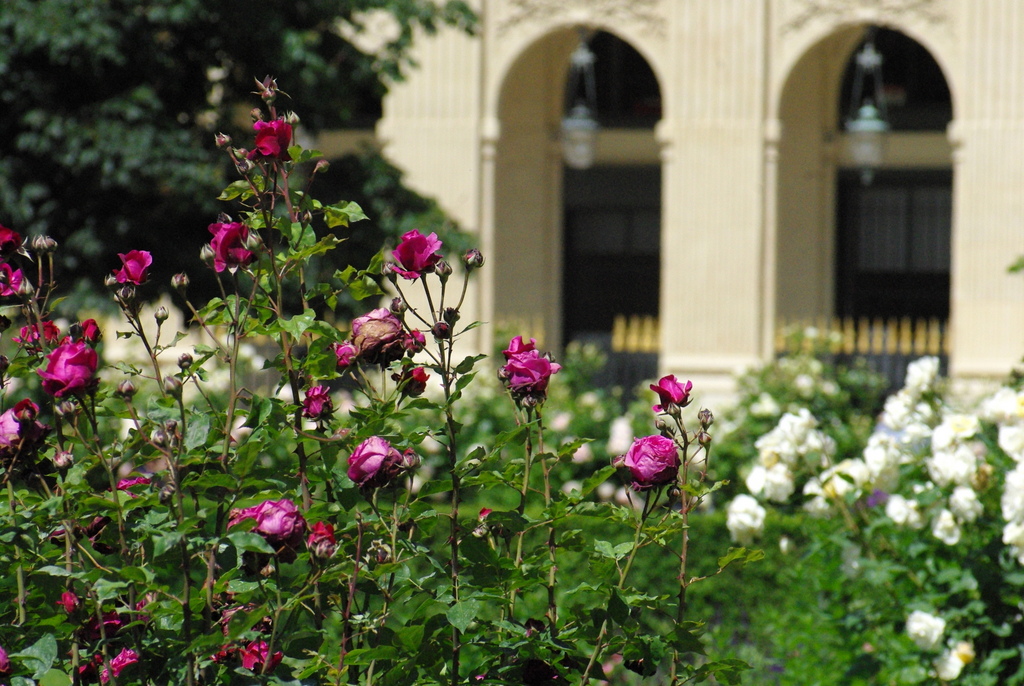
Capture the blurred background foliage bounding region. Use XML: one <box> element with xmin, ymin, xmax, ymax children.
<box><xmin>0</xmin><ymin>0</ymin><xmax>474</xmax><ymax>313</ymax></box>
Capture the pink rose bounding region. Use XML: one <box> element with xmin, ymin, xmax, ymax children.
<box><xmin>302</xmin><ymin>385</ymin><xmax>333</xmax><ymax>420</ymax></box>
<box><xmin>333</xmin><ymin>341</ymin><xmax>358</xmax><ymax>369</ymax></box>
<box><xmin>37</xmin><ymin>340</ymin><xmax>98</xmax><ymax>397</ymax></box>
<box><xmin>499</xmin><ymin>336</ymin><xmax>561</xmax><ymax>404</ymax></box>
<box><xmin>229</xmin><ymin>498</ymin><xmax>308</xmax><ymax>558</ymax></box>
<box><xmin>0</xmin><ymin>644</ymin><xmax>9</xmax><ymax>675</ymax></box>
<box><xmin>240</xmin><ymin>640</ymin><xmax>282</xmax><ymax>673</ymax></box>
<box><xmin>620</xmin><ymin>435</ymin><xmax>681</xmax><ymax>490</ymax></box>
<box><xmin>101</xmin><ymin>647</ymin><xmax>139</xmax><ymax>683</ymax></box>
<box><xmin>650</xmin><ymin>375</ymin><xmax>693</xmax><ymax>413</ymax></box>
<box><xmin>348</xmin><ymin>436</ymin><xmax>418</xmax><ymax>489</ymax></box>
<box><xmin>208</xmin><ymin>221</ymin><xmax>256</xmax><ymax>273</ymax></box>
<box><xmin>351</xmin><ymin>308</ymin><xmax>407</xmax><ymax>367</ymax></box>
<box><xmin>502</xmin><ymin>335</ymin><xmax>536</xmax><ymax>360</ymax></box>
<box><xmin>114</xmin><ymin>250</ymin><xmax>153</xmax><ymax>285</ymax></box>
<box><xmin>392</xmin><ymin>230</ymin><xmax>443</xmax><ymax>280</ymax></box>
<box><xmin>248</xmin><ymin>119</ymin><xmax>293</xmax><ymax>160</ymax></box>
<box><xmin>307</xmin><ymin>521</ymin><xmax>337</xmax><ymax>558</ymax></box>
<box><xmin>0</xmin><ymin>262</ymin><xmax>23</xmax><ymax>296</ymax></box>
<box><xmin>0</xmin><ymin>224</ymin><xmax>23</xmax><ymax>257</ymax></box>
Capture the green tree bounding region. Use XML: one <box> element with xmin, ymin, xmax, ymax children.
<box><xmin>0</xmin><ymin>0</ymin><xmax>473</xmax><ymax>309</ymax></box>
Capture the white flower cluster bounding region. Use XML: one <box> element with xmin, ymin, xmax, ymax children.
<box><xmin>726</xmin><ymin>494</ymin><xmax>766</xmax><ymax>546</ymax></box>
<box><xmin>988</xmin><ymin>386</ymin><xmax>1024</xmax><ymax>563</ymax></box>
<box><xmin>880</xmin><ymin>357</ymin><xmax>941</xmax><ymax>445</ymax></box>
<box><xmin>746</xmin><ymin>409</ymin><xmax>835</xmax><ymax>504</ymax></box>
<box><xmin>906</xmin><ymin>609</ymin><xmax>946</xmax><ymax>651</ymax></box>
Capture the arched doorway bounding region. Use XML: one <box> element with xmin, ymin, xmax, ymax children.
<box><xmin>775</xmin><ymin>25</ymin><xmax>953</xmax><ymax>384</ymax></box>
<box><xmin>834</xmin><ymin>28</ymin><xmax>953</xmax><ymax>321</ymax></box>
<box><xmin>493</xmin><ymin>28</ymin><xmax>663</xmax><ymax>379</ymax></box>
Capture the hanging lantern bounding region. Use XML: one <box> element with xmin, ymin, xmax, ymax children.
<box><xmin>845</xmin><ymin>33</ymin><xmax>889</xmax><ymax>184</ymax></box>
<box><xmin>561</xmin><ymin>33</ymin><xmax>598</xmax><ymax>170</ymax></box>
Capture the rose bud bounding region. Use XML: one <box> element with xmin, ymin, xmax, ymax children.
<box><xmin>104</xmin><ymin>274</ymin><xmax>119</xmax><ymax>287</ymax></box>
<box><xmin>30</xmin><ymin>235</ymin><xmax>56</xmax><ymax>255</ymax></box>
<box><xmin>53</xmin><ymin>450</ymin><xmax>74</xmax><ymax>469</ymax></box>
<box><xmin>16</xmin><ymin>277</ymin><xmax>35</xmax><ymax>298</ymax></box>
<box><xmin>697</xmin><ymin>430</ymin><xmax>712</xmax><ymax>448</ymax></box>
<box><xmin>398</xmin><ymin>367</ymin><xmax>429</xmax><ymax>397</ymax></box>
<box><xmin>334</xmin><ymin>341</ymin><xmax>358</xmax><ymax>370</ymax></box>
<box><xmin>431</xmin><ymin>321</ymin><xmax>451</xmax><ymax>340</ymax></box>
<box><xmin>390</xmin><ymin>297</ymin><xmax>407</xmax><ymax>315</ymax></box>
<box><xmin>463</xmin><ymin>248</ymin><xmax>484</xmax><ymax>271</ymax></box>
<box><xmin>313</xmin><ymin>159</ymin><xmax>330</xmax><ymax>174</ymax></box>
<box><xmin>172</xmin><ymin>273</ymin><xmax>190</xmax><ymax>291</ymax></box>
<box><xmin>620</xmin><ymin>435</ymin><xmax>681</xmax><ymax>490</ymax></box>
<box><xmin>697</xmin><ymin>408</ymin><xmax>714</xmax><ymax>428</ymax></box>
<box><xmin>117</xmin><ymin>380</ymin><xmax>137</xmax><ymax>399</ymax></box>
<box><xmin>154</xmin><ymin>306</ymin><xmax>169</xmax><ymax>323</ymax></box>
<box><xmin>306</xmin><ymin>521</ymin><xmax>337</xmax><ymax>559</ymax></box>
<box><xmin>57</xmin><ymin>590</ymin><xmax>80</xmax><ymax>614</ymax></box>
<box><xmin>443</xmin><ymin>307</ymin><xmax>460</xmax><ymax>325</ymax></box>
<box><xmin>435</xmin><ymin>259</ymin><xmax>453</xmax><ymax>281</ymax></box>
<box><xmin>163</xmin><ymin>376</ymin><xmax>183</xmax><ymax>398</ymax></box>
<box><xmin>178</xmin><ymin>353</ymin><xmax>193</xmax><ymax>370</ymax></box>
<box><xmin>215</xmin><ymin>132</ymin><xmax>232</xmax><ymax>148</ymax></box>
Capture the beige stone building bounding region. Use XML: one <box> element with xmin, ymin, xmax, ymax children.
<box><xmin>349</xmin><ymin>0</ymin><xmax>1024</xmax><ymax>393</ymax></box>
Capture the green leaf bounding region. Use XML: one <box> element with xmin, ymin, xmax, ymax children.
<box><xmin>12</xmin><ymin>633</ymin><xmax>57</xmax><ymax>679</ymax></box>
<box><xmin>184</xmin><ymin>413</ymin><xmax>211</xmax><ymax>451</ymax></box>
<box><xmin>39</xmin><ymin>669</ymin><xmax>72</xmax><ymax>686</ymax></box>
<box><xmin>227</xmin><ymin>531</ymin><xmax>275</xmax><ymax>555</ymax></box>
<box><xmin>153</xmin><ymin>531</ymin><xmax>184</xmax><ymax>558</ymax></box>
<box><xmin>716</xmin><ymin>546</ymin><xmax>765</xmax><ymax>572</ymax></box>
<box><xmin>217</xmin><ymin>180</ymin><xmax>252</xmax><ymax>201</ymax></box>
<box><xmin>279</xmin><ymin>309</ymin><xmax>316</xmax><ymax>338</ymax></box>
<box><xmin>325</xmin><ymin>200</ymin><xmax>367</xmax><ymax>228</ymax></box>
<box><xmin>447</xmin><ymin>600</ymin><xmax>481</xmax><ymax>632</ymax></box>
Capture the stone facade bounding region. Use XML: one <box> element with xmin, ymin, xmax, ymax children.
<box><xmin>352</xmin><ymin>0</ymin><xmax>1024</xmax><ymax>393</ymax></box>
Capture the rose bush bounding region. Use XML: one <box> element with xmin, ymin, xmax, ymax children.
<box><xmin>0</xmin><ymin>86</ymin><xmax>750</xmax><ymax>686</ymax></box>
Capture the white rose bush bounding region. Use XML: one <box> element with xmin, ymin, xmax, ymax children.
<box><xmin>727</xmin><ymin>356</ymin><xmax>1024</xmax><ymax>683</ymax></box>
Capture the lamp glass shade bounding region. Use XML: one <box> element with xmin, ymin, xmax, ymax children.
<box><xmin>561</xmin><ymin>103</ymin><xmax>598</xmax><ymax>169</ymax></box>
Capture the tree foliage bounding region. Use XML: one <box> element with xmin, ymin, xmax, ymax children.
<box><xmin>0</xmin><ymin>0</ymin><xmax>474</xmax><ymax>309</ymax></box>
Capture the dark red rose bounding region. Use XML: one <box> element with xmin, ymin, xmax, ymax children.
<box><xmin>0</xmin><ymin>225</ymin><xmax>23</xmax><ymax>257</ymax></box>
<box><xmin>248</xmin><ymin>119</ymin><xmax>292</xmax><ymax>160</ymax></box>
<box><xmin>240</xmin><ymin>640</ymin><xmax>282</xmax><ymax>673</ymax></box>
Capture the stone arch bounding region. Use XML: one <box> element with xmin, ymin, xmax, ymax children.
<box><xmin>490</xmin><ymin>26</ymin><xmax>664</xmax><ymax>357</ymax></box>
<box><xmin>772</xmin><ymin>22</ymin><xmax>955</xmax><ymax>339</ymax></box>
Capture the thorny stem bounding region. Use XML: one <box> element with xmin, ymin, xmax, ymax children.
<box><xmin>7</xmin><ymin>479</ymin><xmax>26</xmax><ymax>625</ymax></box>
